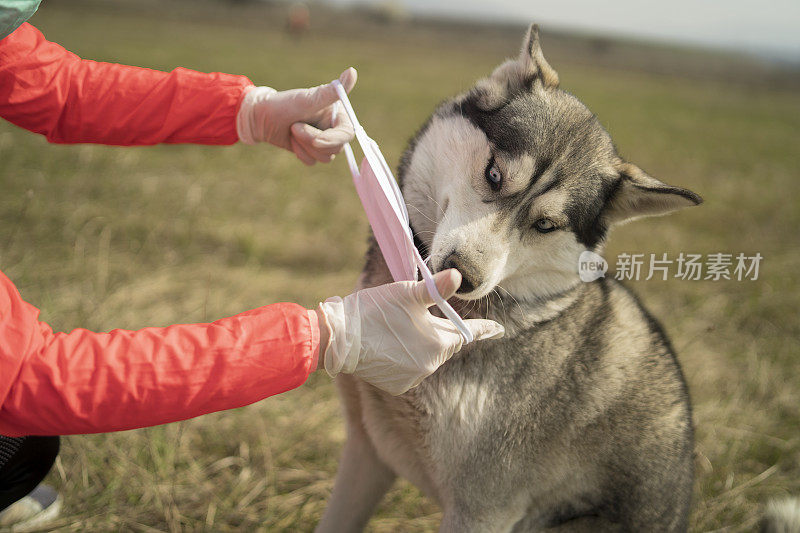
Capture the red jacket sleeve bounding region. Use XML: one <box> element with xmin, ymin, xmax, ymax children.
<box><xmin>0</xmin><ymin>270</ymin><xmax>320</xmax><ymax>436</ymax></box>
<box><xmin>0</xmin><ymin>23</ymin><xmax>254</xmax><ymax>145</ymax></box>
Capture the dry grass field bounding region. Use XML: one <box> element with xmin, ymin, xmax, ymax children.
<box><xmin>1</xmin><ymin>1</ymin><xmax>799</xmax><ymax>530</ymax></box>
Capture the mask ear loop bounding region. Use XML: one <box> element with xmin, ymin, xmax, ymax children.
<box><xmin>333</xmin><ymin>101</ymin><xmax>360</xmax><ymax>180</ymax></box>
<box><xmin>411</xmin><ymin>247</ymin><xmax>474</xmax><ymax>343</ymax></box>
<box><xmin>330</xmin><ymin>79</ymin><xmax>473</xmax><ymax>343</ymax></box>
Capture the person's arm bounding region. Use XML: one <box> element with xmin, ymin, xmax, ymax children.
<box><xmin>0</xmin><ymin>23</ymin><xmax>253</xmax><ymax>145</ymax></box>
<box><xmin>0</xmin><ymin>266</ymin><xmax>503</xmax><ymax>436</ymax></box>
<box><xmin>0</xmin><ymin>270</ymin><xmax>319</xmax><ymax>436</ymax></box>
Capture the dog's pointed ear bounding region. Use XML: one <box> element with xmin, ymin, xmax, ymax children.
<box><xmin>605</xmin><ymin>161</ymin><xmax>702</xmax><ymax>225</ymax></box>
<box><xmin>519</xmin><ymin>24</ymin><xmax>559</xmax><ymax>89</ymax></box>
<box><xmin>475</xmin><ymin>24</ymin><xmax>559</xmax><ymax>108</ymax></box>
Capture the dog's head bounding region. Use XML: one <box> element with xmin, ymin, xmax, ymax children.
<box><xmin>400</xmin><ymin>25</ymin><xmax>701</xmax><ymax>301</ymax></box>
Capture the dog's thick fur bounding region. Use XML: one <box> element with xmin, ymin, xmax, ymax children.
<box><xmin>318</xmin><ymin>26</ymin><xmax>702</xmax><ymax>532</ymax></box>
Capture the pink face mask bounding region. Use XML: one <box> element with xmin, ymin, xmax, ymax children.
<box><xmin>331</xmin><ymin>80</ymin><xmax>473</xmax><ymax>343</ymax></box>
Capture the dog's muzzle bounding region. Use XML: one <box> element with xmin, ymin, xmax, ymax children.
<box><xmin>440</xmin><ymin>252</ymin><xmax>483</xmax><ymax>295</ymax></box>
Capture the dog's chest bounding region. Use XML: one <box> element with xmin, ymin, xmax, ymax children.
<box><xmin>361</xmin><ymin>342</ymin><xmax>520</xmax><ymax>498</ymax></box>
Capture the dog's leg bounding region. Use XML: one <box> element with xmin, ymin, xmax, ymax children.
<box><xmin>316</xmin><ymin>375</ymin><xmax>396</xmax><ymax>533</ymax></box>
<box><xmin>439</xmin><ymin>505</ymin><xmax>525</xmax><ymax>533</ymax></box>
<box><xmin>536</xmin><ymin>516</ymin><xmax>623</xmax><ymax>532</ymax></box>
<box><xmin>315</xmin><ymin>430</ymin><xmax>395</xmax><ymax>532</ymax></box>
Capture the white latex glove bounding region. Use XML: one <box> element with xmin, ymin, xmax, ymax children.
<box><xmin>317</xmin><ymin>269</ymin><xmax>505</xmax><ymax>395</ymax></box>
<box><xmin>236</xmin><ymin>68</ymin><xmax>357</xmax><ymax>165</ymax></box>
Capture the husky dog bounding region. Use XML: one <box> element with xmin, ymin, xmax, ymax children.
<box><xmin>317</xmin><ymin>25</ymin><xmax>702</xmax><ymax>532</ymax></box>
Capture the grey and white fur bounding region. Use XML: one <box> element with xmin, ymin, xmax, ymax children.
<box><xmin>317</xmin><ymin>25</ymin><xmax>703</xmax><ymax>532</ymax></box>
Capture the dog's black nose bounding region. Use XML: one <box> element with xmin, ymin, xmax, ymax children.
<box><xmin>457</xmin><ymin>275</ymin><xmax>475</xmax><ymax>294</ymax></box>
<box><xmin>442</xmin><ymin>253</ymin><xmax>477</xmax><ymax>294</ymax></box>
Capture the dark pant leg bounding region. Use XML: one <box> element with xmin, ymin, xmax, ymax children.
<box><xmin>0</xmin><ymin>436</ymin><xmax>60</xmax><ymax>512</ymax></box>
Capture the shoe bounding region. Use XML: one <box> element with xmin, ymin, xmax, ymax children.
<box><xmin>0</xmin><ymin>485</ymin><xmax>61</xmax><ymax>531</ymax></box>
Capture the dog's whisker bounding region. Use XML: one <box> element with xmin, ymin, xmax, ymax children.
<box><xmin>407</xmin><ymin>203</ymin><xmax>438</xmax><ymax>226</ymax></box>
<box><xmin>496</xmin><ymin>285</ymin><xmax>524</xmax><ymax>317</ymax></box>
<box><xmin>425</xmin><ymin>194</ymin><xmax>446</xmax><ymax>218</ymax></box>
<box><xmin>493</xmin><ymin>288</ymin><xmax>510</xmax><ymax>326</ymax></box>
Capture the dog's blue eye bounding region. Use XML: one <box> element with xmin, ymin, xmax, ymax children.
<box><xmin>534</xmin><ymin>218</ymin><xmax>557</xmax><ymax>233</ymax></box>
<box><xmin>485</xmin><ymin>158</ymin><xmax>502</xmax><ymax>191</ymax></box>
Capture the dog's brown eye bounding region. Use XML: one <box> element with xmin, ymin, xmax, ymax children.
<box><xmin>534</xmin><ymin>218</ymin><xmax>557</xmax><ymax>233</ymax></box>
<box><xmin>485</xmin><ymin>157</ymin><xmax>502</xmax><ymax>191</ymax></box>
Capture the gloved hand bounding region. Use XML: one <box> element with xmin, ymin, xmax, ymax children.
<box><xmin>236</xmin><ymin>67</ymin><xmax>357</xmax><ymax>165</ymax></box>
<box><xmin>317</xmin><ymin>269</ymin><xmax>505</xmax><ymax>395</ymax></box>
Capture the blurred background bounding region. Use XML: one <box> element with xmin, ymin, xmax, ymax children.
<box><xmin>2</xmin><ymin>0</ymin><xmax>798</xmax><ymax>530</ymax></box>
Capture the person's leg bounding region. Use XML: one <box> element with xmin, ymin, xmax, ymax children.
<box><xmin>0</xmin><ymin>436</ymin><xmax>61</xmax><ymax>526</ymax></box>
<box><xmin>0</xmin><ymin>436</ymin><xmax>60</xmax><ymax>511</ymax></box>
